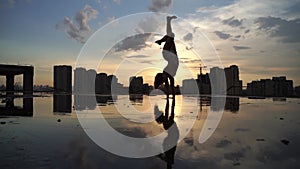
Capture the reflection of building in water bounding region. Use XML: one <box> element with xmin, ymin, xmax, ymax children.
<box><xmin>53</xmin><ymin>65</ymin><xmax>72</xmax><ymax>113</ymax></box>
<box><xmin>96</xmin><ymin>95</ymin><xmax>117</xmax><ymax>105</ymax></box>
<box><xmin>129</xmin><ymin>76</ymin><xmax>143</xmax><ymax>94</ymax></box>
<box><xmin>198</xmin><ymin>96</ymin><xmax>240</xmax><ymax>113</ymax></box>
<box><xmin>182</xmin><ymin>78</ymin><xmax>198</xmax><ymax>94</ymax></box>
<box><xmin>74</xmin><ymin>95</ymin><xmax>97</xmax><ymax>110</ymax></box>
<box><xmin>247</xmin><ymin>76</ymin><xmax>293</xmax><ymax>97</ymax></box>
<box><xmin>225</xmin><ymin>97</ymin><xmax>239</xmax><ymax>112</ymax></box>
<box><xmin>53</xmin><ymin>94</ymin><xmax>71</xmax><ymax>113</ymax></box>
<box><xmin>129</xmin><ymin>94</ymin><xmax>143</xmax><ymax>102</ymax></box>
<box><xmin>198</xmin><ymin>96</ymin><xmax>211</xmax><ymax>112</ymax></box>
<box><xmin>0</xmin><ymin>97</ymin><xmax>33</xmax><ymax>116</ymax></box>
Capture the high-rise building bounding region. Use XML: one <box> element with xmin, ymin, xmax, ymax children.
<box><xmin>272</xmin><ymin>76</ymin><xmax>293</xmax><ymax>97</ymax></box>
<box><xmin>53</xmin><ymin>65</ymin><xmax>72</xmax><ymax>113</ymax></box>
<box><xmin>73</xmin><ymin>68</ymin><xmax>97</xmax><ymax>111</ymax></box>
<box><xmin>129</xmin><ymin>76</ymin><xmax>143</xmax><ymax>94</ymax></box>
<box><xmin>210</xmin><ymin>67</ymin><xmax>226</xmax><ymax>95</ymax></box>
<box><xmin>295</xmin><ymin>86</ymin><xmax>300</xmax><ymax>97</ymax></box>
<box><xmin>182</xmin><ymin>78</ymin><xmax>198</xmax><ymax>94</ymax></box>
<box><xmin>197</xmin><ymin>73</ymin><xmax>210</xmax><ymax>94</ymax></box>
<box><xmin>225</xmin><ymin>65</ymin><xmax>242</xmax><ymax>96</ymax></box>
<box><xmin>95</xmin><ymin>73</ymin><xmax>108</xmax><ymax>94</ymax></box>
<box><xmin>54</xmin><ymin>65</ymin><xmax>72</xmax><ymax>93</ymax></box>
<box><xmin>246</xmin><ymin>76</ymin><xmax>293</xmax><ymax>97</ymax></box>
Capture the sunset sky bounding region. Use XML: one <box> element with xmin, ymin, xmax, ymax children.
<box><xmin>0</xmin><ymin>0</ymin><xmax>299</xmax><ymax>87</ymax></box>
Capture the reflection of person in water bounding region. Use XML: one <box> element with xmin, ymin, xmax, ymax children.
<box><xmin>154</xmin><ymin>98</ymin><xmax>179</xmax><ymax>169</ymax></box>
<box><xmin>154</xmin><ymin>16</ymin><xmax>179</xmax><ymax>98</ymax></box>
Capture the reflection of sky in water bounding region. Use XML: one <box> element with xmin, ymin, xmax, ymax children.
<box><xmin>0</xmin><ymin>96</ymin><xmax>300</xmax><ymax>169</ymax></box>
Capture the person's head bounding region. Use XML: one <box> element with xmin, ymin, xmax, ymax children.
<box><xmin>154</xmin><ymin>73</ymin><xmax>164</xmax><ymax>89</ymax></box>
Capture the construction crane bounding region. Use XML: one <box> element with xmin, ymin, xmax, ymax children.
<box><xmin>199</xmin><ymin>64</ymin><xmax>207</xmax><ymax>75</ymax></box>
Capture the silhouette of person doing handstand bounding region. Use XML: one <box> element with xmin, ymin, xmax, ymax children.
<box><xmin>154</xmin><ymin>16</ymin><xmax>179</xmax><ymax>98</ymax></box>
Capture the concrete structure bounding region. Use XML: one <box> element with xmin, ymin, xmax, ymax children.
<box><xmin>53</xmin><ymin>65</ymin><xmax>72</xmax><ymax>113</ymax></box>
<box><xmin>0</xmin><ymin>64</ymin><xmax>34</xmax><ymax>96</ymax></box>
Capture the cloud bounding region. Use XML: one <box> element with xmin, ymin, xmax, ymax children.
<box><xmin>126</xmin><ymin>55</ymin><xmax>150</xmax><ymax>59</ymax></box>
<box><xmin>112</xmin><ymin>0</ymin><xmax>121</xmax><ymax>4</ymax></box>
<box><xmin>148</xmin><ymin>0</ymin><xmax>172</xmax><ymax>12</ymax></box>
<box><xmin>222</xmin><ymin>16</ymin><xmax>244</xmax><ymax>27</ymax></box>
<box><xmin>183</xmin><ymin>33</ymin><xmax>193</xmax><ymax>41</ymax></box>
<box><xmin>75</xmin><ymin>5</ymin><xmax>98</xmax><ymax>31</ymax></box>
<box><xmin>255</xmin><ymin>16</ymin><xmax>300</xmax><ymax>43</ymax></box>
<box><xmin>180</xmin><ymin>59</ymin><xmax>202</xmax><ymax>63</ymax></box>
<box><xmin>113</xmin><ymin>33</ymin><xmax>153</xmax><ymax>52</ymax></box>
<box><xmin>135</xmin><ymin>16</ymin><xmax>162</xmax><ymax>34</ymax></box>
<box><xmin>140</xmin><ymin>60</ymin><xmax>154</xmax><ymax>64</ymax></box>
<box><xmin>233</xmin><ymin>45</ymin><xmax>251</xmax><ymax>51</ymax></box>
<box><xmin>0</xmin><ymin>0</ymin><xmax>31</xmax><ymax>8</ymax></box>
<box><xmin>56</xmin><ymin>5</ymin><xmax>98</xmax><ymax>44</ymax></box>
<box><xmin>196</xmin><ymin>5</ymin><xmax>218</xmax><ymax>13</ymax></box>
<box><xmin>60</xmin><ymin>17</ymin><xmax>86</xmax><ymax>44</ymax></box>
<box><xmin>214</xmin><ymin>31</ymin><xmax>232</xmax><ymax>40</ymax></box>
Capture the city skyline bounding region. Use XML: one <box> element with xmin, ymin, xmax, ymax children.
<box><xmin>0</xmin><ymin>0</ymin><xmax>300</xmax><ymax>87</ymax></box>
<box><xmin>0</xmin><ymin>63</ymin><xmax>299</xmax><ymax>90</ymax></box>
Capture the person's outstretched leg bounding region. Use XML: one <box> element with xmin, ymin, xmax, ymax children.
<box><xmin>166</xmin><ymin>16</ymin><xmax>177</xmax><ymax>37</ymax></box>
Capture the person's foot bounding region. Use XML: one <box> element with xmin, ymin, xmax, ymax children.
<box><xmin>155</xmin><ymin>40</ymin><xmax>161</xmax><ymax>45</ymax></box>
<box><xmin>167</xmin><ymin>15</ymin><xmax>177</xmax><ymax>21</ymax></box>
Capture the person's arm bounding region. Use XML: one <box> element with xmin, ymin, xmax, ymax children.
<box><xmin>170</xmin><ymin>98</ymin><xmax>175</xmax><ymax>120</ymax></box>
<box><xmin>165</xmin><ymin>99</ymin><xmax>169</xmax><ymax>117</ymax></box>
